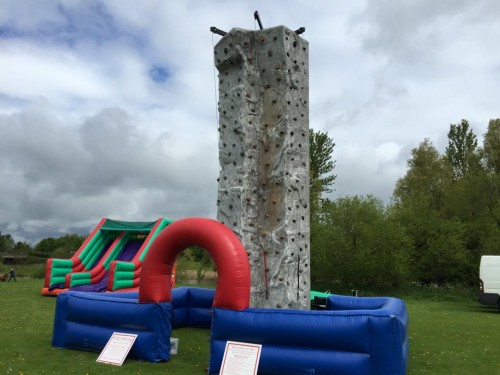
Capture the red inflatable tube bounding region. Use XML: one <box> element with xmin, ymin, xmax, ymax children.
<box><xmin>139</xmin><ymin>218</ymin><xmax>250</xmax><ymax>311</ymax></box>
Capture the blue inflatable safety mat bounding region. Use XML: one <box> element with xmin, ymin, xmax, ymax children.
<box><xmin>209</xmin><ymin>295</ymin><xmax>408</xmax><ymax>375</ymax></box>
<box><xmin>52</xmin><ymin>291</ymin><xmax>172</xmax><ymax>362</ymax></box>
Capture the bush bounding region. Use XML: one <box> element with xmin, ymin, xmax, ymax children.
<box><xmin>311</xmin><ymin>196</ymin><xmax>410</xmax><ymax>288</ymax></box>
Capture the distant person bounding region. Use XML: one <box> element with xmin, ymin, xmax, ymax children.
<box><xmin>8</xmin><ymin>267</ymin><xmax>16</xmax><ymax>282</ymax></box>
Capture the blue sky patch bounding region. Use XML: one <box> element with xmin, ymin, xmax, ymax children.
<box><xmin>148</xmin><ymin>65</ymin><xmax>169</xmax><ymax>83</ymax></box>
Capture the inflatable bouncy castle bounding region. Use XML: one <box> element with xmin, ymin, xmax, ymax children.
<box><xmin>42</xmin><ymin>218</ymin><xmax>171</xmax><ymax>295</ymax></box>
<box><xmin>52</xmin><ymin>218</ymin><xmax>409</xmax><ymax>374</ymax></box>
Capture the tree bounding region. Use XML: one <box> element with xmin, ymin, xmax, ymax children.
<box><xmin>0</xmin><ymin>233</ymin><xmax>15</xmax><ymax>253</ymax></box>
<box><xmin>14</xmin><ymin>241</ymin><xmax>32</xmax><ymax>254</ymax></box>
<box><xmin>393</xmin><ymin>138</ymin><xmax>465</xmax><ymax>284</ymax></box>
<box><xmin>34</xmin><ymin>237</ymin><xmax>58</xmax><ymax>256</ymax></box>
<box><xmin>392</xmin><ymin>122</ymin><xmax>499</xmax><ymax>286</ymax></box>
<box><xmin>394</xmin><ymin>197</ymin><xmax>469</xmax><ymax>284</ymax></box>
<box><xmin>309</xmin><ymin>129</ymin><xmax>336</xmax><ymax>288</ymax></box>
<box><xmin>309</xmin><ymin>129</ymin><xmax>336</xmax><ymax>221</ymax></box>
<box><xmin>312</xmin><ymin>196</ymin><xmax>410</xmax><ymax>288</ymax></box>
<box><xmin>394</xmin><ymin>138</ymin><xmax>452</xmax><ymax>210</ymax></box>
<box><xmin>445</xmin><ymin>119</ymin><xmax>481</xmax><ymax>179</ymax></box>
<box><xmin>34</xmin><ymin>234</ymin><xmax>85</xmax><ymax>258</ymax></box>
<box><xmin>483</xmin><ymin>119</ymin><xmax>500</xmax><ymax>174</ymax></box>
<box><xmin>55</xmin><ymin>234</ymin><xmax>85</xmax><ymax>254</ymax></box>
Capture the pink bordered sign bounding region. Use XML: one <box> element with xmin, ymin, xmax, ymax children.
<box><xmin>220</xmin><ymin>341</ymin><xmax>262</xmax><ymax>375</ymax></box>
<box><xmin>96</xmin><ymin>332</ymin><xmax>138</xmax><ymax>366</ymax></box>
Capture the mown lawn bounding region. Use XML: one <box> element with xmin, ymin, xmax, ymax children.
<box><xmin>0</xmin><ymin>278</ymin><xmax>498</xmax><ymax>374</ymax></box>
<box><xmin>405</xmin><ymin>298</ymin><xmax>499</xmax><ymax>374</ymax></box>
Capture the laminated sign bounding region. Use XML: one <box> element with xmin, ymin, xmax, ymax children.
<box><xmin>220</xmin><ymin>341</ymin><xmax>262</xmax><ymax>375</ymax></box>
<box><xmin>97</xmin><ymin>332</ymin><xmax>137</xmax><ymax>366</ymax></box>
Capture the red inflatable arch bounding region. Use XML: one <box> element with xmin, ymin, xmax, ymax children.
<box><xmin>139</xmin><ymin>218</ymin><xmax>251</xmax><ymax>311</ymax></box>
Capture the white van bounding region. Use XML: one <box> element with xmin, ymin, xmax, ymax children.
<box><xmin>479</xmin><ymin>256</ymin><xmax>500</xmax><ymax>309</ymax></box>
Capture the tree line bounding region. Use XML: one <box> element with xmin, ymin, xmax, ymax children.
<box><xmin>0</xmin><ymin>233</ymin><xmax>85</xmax><ymax>264</ymax></box>
<box><xmin>310</xmin><ymin>119</ymin><xmax>500</xmax><ymax>289</ymax></box>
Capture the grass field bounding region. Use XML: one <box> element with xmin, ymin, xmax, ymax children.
<box><xmin>0</xmin><ymin>278</ymin><xmax>498</xmax><ymax>374</ymax></box>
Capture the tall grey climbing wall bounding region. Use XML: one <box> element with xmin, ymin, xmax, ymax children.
<box><xmin>215</xmin><ymin>26</ymin><xmax>310</xmax><ymax>310</ymax></box>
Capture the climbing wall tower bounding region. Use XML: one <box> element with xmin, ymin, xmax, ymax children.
<box><xmin>215</xmin><ymin>25</ymin><xmax>310</xmax><ymax>309</ymax></box>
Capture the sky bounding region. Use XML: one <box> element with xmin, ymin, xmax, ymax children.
<box><xmin>1</xmin><ymin>0</ymin><xmax>499</xmax><ymax>243</ymax></box>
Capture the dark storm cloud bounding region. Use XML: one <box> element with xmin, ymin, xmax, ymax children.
<box><xmin>0</xmin><ymin>107</ymin><xmax>217</xmax><ymax>242</ymax></box>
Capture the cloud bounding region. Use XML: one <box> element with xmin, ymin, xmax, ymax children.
<box><xmin>0</xmin><ymin>105</ymin><xmax>218</xmax><ymax>242</ymax></box>
<box><xmin>0</xmin><ymin>0</ymin><xmax>499</xmax><ymax>242</ymax></box>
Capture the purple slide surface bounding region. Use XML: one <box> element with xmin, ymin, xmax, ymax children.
<box><xmin>48</xmin><ymin>241</ymin><xmax>113</xmax><ymax>292</ymax></box>
<box><xmin>71</xmin><ymin>240</ymin><xmax>143</xmax><ymax>292</ymax></box>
